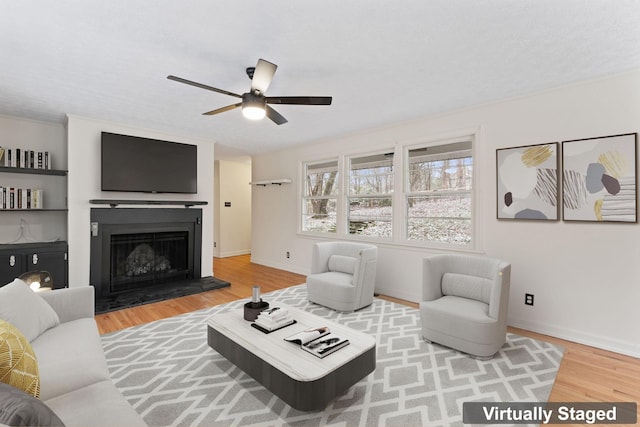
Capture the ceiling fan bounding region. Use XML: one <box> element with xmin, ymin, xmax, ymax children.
<box><xmin>167</xmin><ymin>59</ymin><xmax>332</xmax><ymax>125</ymax></box>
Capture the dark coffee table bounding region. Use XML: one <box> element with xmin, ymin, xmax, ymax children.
<box><xmin>207</xmin><ymin>302</ymin><xmax>376</xmax><ymax>411</ymax></box>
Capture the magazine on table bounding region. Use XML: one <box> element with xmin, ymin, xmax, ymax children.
<box><xmin>285</xmin><ymin>327</ymin><xmax>350</xmax><ymax>358</ymax></box>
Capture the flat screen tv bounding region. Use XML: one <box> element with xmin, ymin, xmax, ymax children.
<box><xmin>101</xmin><ymin>132</ymin><xmax>197</xmax><ymax>194</ymax></box>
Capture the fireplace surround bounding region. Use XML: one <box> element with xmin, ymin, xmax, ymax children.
<box><xmin>90</xmin><ymin>208</ymin><xmax>204</xmax><ymax>306</ymax></box>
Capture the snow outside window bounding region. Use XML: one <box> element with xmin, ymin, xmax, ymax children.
<box><xmin>406</xmin><ymin>141</ymin><xmax>473</xmax><ymax>245</ymax></box>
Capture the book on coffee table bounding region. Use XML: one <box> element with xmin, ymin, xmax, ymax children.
<box><xmin>285</xmin><ymin>327</ymin><xmax>350</xmax><ymax>358</ymax></box>
<box><xmin>253</xmin><ymin>307</ymin><xmax>295</xmax><ymax>332</ymax></box>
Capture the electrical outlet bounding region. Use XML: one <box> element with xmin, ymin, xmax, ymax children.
<box><xmin>213</xmin><ymin>242</ymin><xmax>217</xmax><ymax>248</ymax></box>
<box><xmin>286</xmin><ymin>251</ymin><xmax>290</xmax><ymax>259</ymax></box>
<box><xmin>525</xmin><ymin>293</ymin><xmax>534</xmax><ymax>306</ymax></box>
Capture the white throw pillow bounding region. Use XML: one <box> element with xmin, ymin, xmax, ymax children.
<box><xmin>328</xmin><ymin>255</ymin><xmax>357</xmax><ymax>275</ymax></box>
<box><xmin>441</xmin><ymin>273</ymin><xmax>493</xmax><ymax>304</ymax></box>
<box><xmin>0</xmin><ymin>279</ymin><xmax>60</xmax><ymax>342</ymax></box>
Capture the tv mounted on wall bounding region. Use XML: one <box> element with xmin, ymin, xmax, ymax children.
<box><xmin>101</xmin><ymin>132</ymin><xmax>198</xmax><ymax>194</ymax></box>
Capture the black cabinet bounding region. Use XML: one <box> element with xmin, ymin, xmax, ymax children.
<box><xmin>0</xmin><ymin>242</ymin><xmax>68</xmax><ymax>288</ymax></box>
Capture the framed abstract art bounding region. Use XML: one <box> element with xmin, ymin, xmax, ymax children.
<box><xmin>562</xmin><ymin>133</ymin><xmax>637</xmax><ymax>223</ymax></box>
<box><xmin>496</xmin><ymin>142</ymin><xmax>559</xmax><ymax>220</ymax></box>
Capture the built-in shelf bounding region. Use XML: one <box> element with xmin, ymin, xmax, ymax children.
<box><xmin>0</xmin><ymin>166</ymin><xmax>67</xmax><ymax>210</ymax></box>
<box><xmin>90</xmin><ymin>199</ymin><xmax>208</xmax><ymax>208</ymax></box>
<box><xmin>0</xmin><ymin>209</ymin><xmax>67</xmax><ymax>212</ymax></box>
<box><xmin>250</xmin><ymin>179</ymin><xmax>292</xmax><ymax>186</ymax></box>
<box><xmin>0</xmin><ymin>240</ymin><xmax>68</xmax><ymax>250</ymax></box>
<box><xmin>0</xmin><ymin>166</ymin><xmax>67</xmax><ymax>176</ymax></box>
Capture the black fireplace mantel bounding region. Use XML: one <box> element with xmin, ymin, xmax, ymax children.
<box><xmin>90</xmin><ymin>199</ymin><xmax>208</xmax><ymax>208</ymax></box>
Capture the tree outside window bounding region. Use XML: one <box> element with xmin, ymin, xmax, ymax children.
<box><xmin>302</xmin><ymin>160</ymin><xmax>338</xmax><ymax>233</ymax></box>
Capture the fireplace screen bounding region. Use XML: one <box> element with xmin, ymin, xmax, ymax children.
<box><xmin>110</xmin><ymin>231</ymin><xmax>190</xmax><ymax>293</ymax></box>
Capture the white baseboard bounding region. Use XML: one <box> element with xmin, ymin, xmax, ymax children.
<box><xmin>218</xmin><ymin>249</ymin><xmax>251</xmax><ymax>258</ymax></box>
<box><xmin>508</xmin><ymin>316</ymin><xmax>640</xmax><ymax>359</ymax></box>
<box><xmin>250</xmin><ymin>257</ymin><xmax>308</xmax><ymax>277</ymax></box>
<box><xmin>374</xmin><ymin>285</ymin><xmax>420</xmax><ymax>304</ymax></box>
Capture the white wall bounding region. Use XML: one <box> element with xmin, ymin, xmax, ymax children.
<box><xmin>66</xmin><ymin>115</ymin><xmax>215</xmax><ymax>286</ymax></box>
<box><xmin>0</xmin><ymin>115</ymin><xmax>67</xmax><ymax>243</ymax></box>
<box><xmin>213</xmin><ymin>161</ymin><xmax>220</xmax><ymax>258</ymax></box>
<box><xmin>251</xmin><ymin>70</ymin><xmax>640</xmax><ymax>357</ymax></box>
<box><xmin>214</xmin><ymin>159</ymin><xmax>251</xmax><ymax>257</ymax></box>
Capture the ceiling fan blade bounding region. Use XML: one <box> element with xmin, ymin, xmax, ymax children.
<box><xmin>266</xmin><ymin>96</ymin><xmax>332</xmax><ymax>105</ymax></box>
<box><xmin>167</xmin><ymin>75</ymin><xmax>242</xmax><ymax>99</ymax></box>
<box><xmin>265</xmin><ymin>105</ymin><xmax>288</xmax><ymax>125</ymax></box>
<box><xmin>202</xmin><ymin>103</ymin><xmax>242</xmax><ymax>116</ymax></box>
<box><xmin>250</xmin><ymin>59</ymin><xmax>277</xmax><ymax>94</ymax></box>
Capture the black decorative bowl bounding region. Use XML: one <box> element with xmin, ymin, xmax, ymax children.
<box><xmin>244</xmin><ymin>300</ymin><xmax>269</xmax><ymax>321</ymax></box>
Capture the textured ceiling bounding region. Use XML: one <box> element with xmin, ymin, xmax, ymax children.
<box><xmin>1</xmin><ymin>1</ymin><xmax>639</xmax><ymax>156</ymax></box>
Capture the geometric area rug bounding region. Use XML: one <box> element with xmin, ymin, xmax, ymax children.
<box><xmin>101</xmin><ymin>284</ymin><xmax>564</xmax><ymax>427</ymax></box>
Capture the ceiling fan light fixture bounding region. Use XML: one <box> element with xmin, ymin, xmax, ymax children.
<box><xmin>241</xmin><ymin>93</ymin><xmax>266</xmax><ymax>120</ymax></box>
<box><xmin>242</xmin><ymin>103</ymin><xmax>266</xmax><ymax>120</ymax></box>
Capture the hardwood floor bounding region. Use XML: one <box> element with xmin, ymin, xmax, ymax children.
<box><xmin>95</xmin><ymin>255</ymin><xmax>306</xmax><ymax>334</ymax></box>
<box><xmin>95</xmin><ymin>254</ymin><xmax>640</xmax><ymax>417</ymax></box>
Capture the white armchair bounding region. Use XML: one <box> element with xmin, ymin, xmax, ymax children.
<box><xmin>420</xmin><ymin>254</ymin><xmax>511</xmax><ymax>359</ymax></box>
<box><xmin>306</xmin><ymin>242</ymin><xmax>378</xmax><ymax>312</ymax></box>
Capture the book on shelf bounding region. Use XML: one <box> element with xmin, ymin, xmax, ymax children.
<box><xmin>0</xmin><ymin>147</ymin><xmax>51</xmax><ymax>169</ymax></box>
<box><xmin>253</xmin><ymin>307</ymin><xmax>295</xmax><ymax>331</ymax></box>
<box><xmin>285</xmin><ymin>327</ymin><xmax>350</xmax><ymax>358</ymax></box>
<box><xmin>0</xmin><ymin>187</ymin><xmax>43</xmax><ymax>209</ymax></box>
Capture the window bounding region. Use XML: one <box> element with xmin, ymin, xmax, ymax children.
<box><xmin>302</xmin><ymin>159</ymin><xmax>339</xmax><ymax>233</ymax></box>
<box><xmin>406</xmin><ymin>141</ymin><xmax>473</xmax><ymax>245</ymax></box>
<box><xmin>300</xmin><ymin>133</ymin><xmax>476</xmax><ymax>248</ymax></box>
<box><xmin>347</xmin><ymin>152</ymin><xmax>394</xmax><ymax>238</ymax></box>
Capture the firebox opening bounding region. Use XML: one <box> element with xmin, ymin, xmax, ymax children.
<box><xmin>110</xmin><ymin>231</ymin><xmax>190</xmax><ymax>293</ymax></box>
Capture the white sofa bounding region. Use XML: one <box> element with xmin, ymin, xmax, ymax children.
<box><xmin>0</xmin><ymin>279</ymin><xmax>146</xmax><ymax>427</ymax></box>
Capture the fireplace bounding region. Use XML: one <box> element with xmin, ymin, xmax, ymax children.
<box><xmin>109</xmin><ymin>230</ymin><xmax>190</xmax><ymax>293</ymax></box>
<box><xmin>90</xmin><ymin>208</ymin><xmax>202</xmax><ymax>301</ymax></box>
